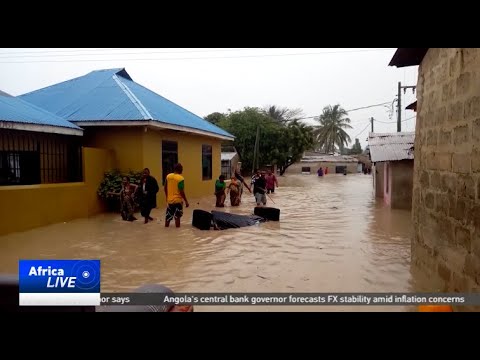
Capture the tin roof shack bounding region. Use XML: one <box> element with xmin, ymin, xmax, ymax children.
<box><xmin>286</xmin><ymin>152</ymin><xmax>359</xmax><ymax>175</ymax></box>
<box><xmin>368</xmin><ymin>132</ymin><xmax>415</xmax><ymax>210</ymax></box>
<box><xmin>221</xmin><ymin>151</ymin><xmax>239</xmax><ymax>179</ymax></box>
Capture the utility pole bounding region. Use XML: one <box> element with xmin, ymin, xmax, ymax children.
<box><xmin>397</xmin><ymin>82</ymin><xmax>416</xmax><ymax>132</ymax></box>
<box><xmin>370</xmin><ymin>117</ymin><xmax>374</xmax><ymax>133</ymax></box>
<box><xmin>397</xmin><ymin>82</ymin><xmax>401</xmax><ymax>132</ymax></box>
<box><xmin>252</xmin><ymin>125</ymin><xmax>260</xmax><ymax>174</ymax></box>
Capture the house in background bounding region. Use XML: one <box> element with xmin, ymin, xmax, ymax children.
<box><xmin>286</xmin><ymin>151</ymin><xmax>359</xmax><ymax>174</ymax></box>
<box><xmin>368</xmin><ymin>132</ymin><xmax>415</xmax><ymax>210</ymax></box>
<box><xmin>20</xmin><ymin>68</ymin><xmax>235</xmax><ymax>204</ymax></box>
<box><xmin>354</xmin><ymin>152</ymin><xmax>372</xmax><ymax>173</ymax></box>
<box><xmin>221</xmin><ymin>145</ymin><xmax>239</xmax><ymax>179</ymax></box>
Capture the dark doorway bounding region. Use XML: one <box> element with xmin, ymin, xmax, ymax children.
<box><xmin>162</xmin><ymin>141</ymin><xmax>178</xmax><ymax>184</ymax></box>
<box><xmin>335</xmin><ymin>166</ymin><xmax>346</xmax><ymax>174</ymax></box>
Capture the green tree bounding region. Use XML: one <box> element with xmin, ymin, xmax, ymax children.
<box><xmin>314</xmin><ymin>104</ymin><xmax>352</xmax><ymax>153</ymax></box>
<box><xmin>350</xmin><ymin>138</ymin><xmax>363</xmax><ymax>154</ymax></box>
<box><xmin>204</xmin><ymin>112</ymin><xmax>227</xmax><ymax>125</ymax></box>
<box><xmin>214</xmin><ymin>107</ymin><xmax>314</xmax><ymax>174</ymax></box>
<box><xmin>276</xmin><ymin>120</ymin><xmax>315</xmax><ymax>175</ymax></box>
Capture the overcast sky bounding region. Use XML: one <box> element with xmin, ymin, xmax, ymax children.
<box><xmin>0</xmin><ymin>48</ymin><xmax>418</xmax><ymax>149</ymax></box>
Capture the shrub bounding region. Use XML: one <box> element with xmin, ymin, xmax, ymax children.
<box><xmin>97</xmin><ymin>169</ymin><xmax>143</xmax><ymax>200</ymax></box>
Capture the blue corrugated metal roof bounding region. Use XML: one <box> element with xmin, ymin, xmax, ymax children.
<box><xmin>0</xmin><ymin>95</ymin><xmax>82</xmax><ymax>130</ymax></box>
<box><xmin>20</xmin><ymin>68</ymin><xmax>234</xmax><ymax>139</ymax></box>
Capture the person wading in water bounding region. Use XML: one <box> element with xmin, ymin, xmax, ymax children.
<box><xmin>253</xmin><ymin>171</ymin><xmax>267</xmax><ymax>206</ymax></box>
<box><xmin>227</xmin><ymin>176</ymin><xmax>241</xmax><ymax>206</ymax></box>
<box><xmin>232</xmin><ymin>167</ymin><xmax>252</xmax><ymax>204</ymax></box>
<box><xmin>215</xmin><ymin>175</ymin><xmax>227</xmax><ymax>207</ymax></box>
<box><xmin>108</xmin><ymin>176</ymin><xmax>138</xmax><ymax>221</ymax></box>
<box><xmin>136</xmin><ymin>168</ymin><xmax>159</xmax><ymax>224</ymax></box>
<box><xmin>265</xmin><ymin>169</ymin><xmax>278</xmax><ymax>194</ymax></box>
<box><xmin>164</xmin><ymin>163</ymin><xmax>189</xmax><ymax>228</ymax></box>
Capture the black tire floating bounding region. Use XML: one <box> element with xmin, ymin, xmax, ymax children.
<box><xmin>254</xmin><ymin>206</ymin><xmax>280</xmax><ymax>221</ymax></box>
<box><xmin>192</xmin><ymin>209</ymin><xmax>213</xmax><ymax>230</ymax></box>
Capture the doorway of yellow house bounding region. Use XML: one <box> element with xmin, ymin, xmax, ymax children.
<box><xmin>162</xmin><ymin>140</ymin><xmax>178</xmax><ymax>185</ymax></box>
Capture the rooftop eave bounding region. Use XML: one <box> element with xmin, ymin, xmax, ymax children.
<box><xmin>0</xmin><ymin>121</ymin><xmax>83</xmax><ymax>136</ymax></box>
<box><xmin>406</xmin><ymin>101</ymin><xmax>417</xmax><ymax>111</ymax></box>
<box><xmin>72</xmin><ymin>120</ymin><xmax>235</xmax><ymax>141</ymax></box>
<box><xmin>389</xmin><ymin>48</ymin><xmax>429</xmax><ymax>67</ymax></box>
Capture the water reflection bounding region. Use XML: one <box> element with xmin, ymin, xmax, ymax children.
<box><xmin>0</xmin><ymin>173</ymin><xmax>416</xmax><ymax>311</ymax></box>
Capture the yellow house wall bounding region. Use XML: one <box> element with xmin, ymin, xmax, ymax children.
<box><xmin>0</xmin><ymin>147</ymin><xmax>113</xmax><ymax>236</ymax></box>
<box><xmin>142</xmin><ymin>128</ymin><xmax>222</xmax><ymax>208</ymax></box>
<box><xmin>83</xmin><ymin>127</ymin><xmax>143</xmax><ymax>171</ymax></box>
<box><xmin>83</xmin><ymin>147</ymin><xmax>115</xmax><ymax>215</ymax></box>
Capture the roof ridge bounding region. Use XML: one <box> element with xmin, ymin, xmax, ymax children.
<box><xmin>120</xmin><ymin>76</ymin><xmax>230</xmax><ymax>135</ymax></box>
<box><xmin>112</xmin><ymin>74</ymin><xmax>152</xmax><ymax>120</ymax></box>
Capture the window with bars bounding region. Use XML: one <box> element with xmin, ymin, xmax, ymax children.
<box><xmin>0</xmin><ymin>130</ymin><xmax>82</xmax><ymax>186</ymax></box>
<box><xmin>221</xmin><ymin>160</ymin><xmax>231</xmax><ymax>179</ymax></box>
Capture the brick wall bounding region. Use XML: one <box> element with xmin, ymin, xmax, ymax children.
<box><xmin>412</xmin><ymin>48</ymin><xmax>480</xmax><ymax>298</ymax></box>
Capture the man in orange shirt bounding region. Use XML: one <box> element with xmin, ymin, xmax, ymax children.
<box><xmin>164</xmin><ymin>163</ymin><xmax>189</xmax><ymax>228</ymax></box>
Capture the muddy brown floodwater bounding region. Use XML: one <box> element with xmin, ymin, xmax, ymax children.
<box><xmin>0</xmin><ymin>173</ymin><xmax>418</xmax><ymax>311</ymax></box>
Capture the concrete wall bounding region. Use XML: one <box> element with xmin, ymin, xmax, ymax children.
<box><xmin>412</xmin><ymin>48</ymin><xmax>480</xmax><ymax>296</ymax></box>
<box><xmin>286</xmin><ymin>161</ymin><xmax>358</xmax><ymax>174</ymax></box>
<box><xmin>0</xmin><ymin>147</ymin><xmax>112</xmax><ymax>236</ymax></box>
<box><xmin>375</xmin><ymin>162</ymin><xmax>384</xmax><ymax>198</ymax></box>
<box><xmin>391</xmin><ymin>160</ymin><xmax>414</xmax><ymax>210</ymax></box>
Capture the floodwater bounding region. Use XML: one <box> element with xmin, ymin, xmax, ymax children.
<box><xmin>0</xmin><ymin>173</ymin><xmax>417</xmax><ymax>311</ymax></box>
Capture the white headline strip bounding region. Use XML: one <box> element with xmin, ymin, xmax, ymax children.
<box><xmin>20</xmin><ymin>293</ymin><xmax>101</xmax><ymax>306</ymax></box>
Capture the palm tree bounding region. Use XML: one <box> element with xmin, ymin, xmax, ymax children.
<box><xmin>314</xmin><ymin>104</ymin><xmax>352</xmax><ymax>153</ymax></box>
<box><xmin>263</xmin><ymin>105</ymin><xmax>304</xmax><ymax>125</ymax></box>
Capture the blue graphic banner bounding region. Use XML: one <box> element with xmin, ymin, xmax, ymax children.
<box><xmin>19</xmin><ymin>260</ymin><xmax>101</xmax><ymax>293</ymax></box>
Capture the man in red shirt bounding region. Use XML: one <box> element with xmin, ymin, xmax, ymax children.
<box><xmin>265</xmin><ymin>170</ymin><xmax>279</xmax><ymax>194</ymax></box>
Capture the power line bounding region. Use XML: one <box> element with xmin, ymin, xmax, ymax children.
<box><xmin>0</xmin><ymin>48</ymin><xmax>396</xmax><ymax>64</ymax></box>
<box><xmin>353</xmin><ymin>122</ymin><xmax>371</xmax><ymax>138</ymax></box>
<box><xmin>374</xmin><ymin>115</ymin><xmax>416</xmax><ymax>124</ymax></box>
<box><xmin>352</xmin><ymin>115</ymin><xmax>416</xmax><ymax>140</ymax></box>
<box><xmin>297</xmin><ymin>101</ymin><xmax>392</xmax><ymax>121</ymax></box>
<box><xmin>346</xmin><ymin>102</ymin><xmax>393</xmax><ymax>113</ymax></box>
<box><xmin>0</xmin><ymin>48</ymin><xmax>125</xmax><ymax>55</ymax></box>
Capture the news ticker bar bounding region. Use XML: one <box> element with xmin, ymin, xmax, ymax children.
<box><xmin>99</xmin><ymin>293</ymin><xmax>479</xmax><ymax>306</ymax></box>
